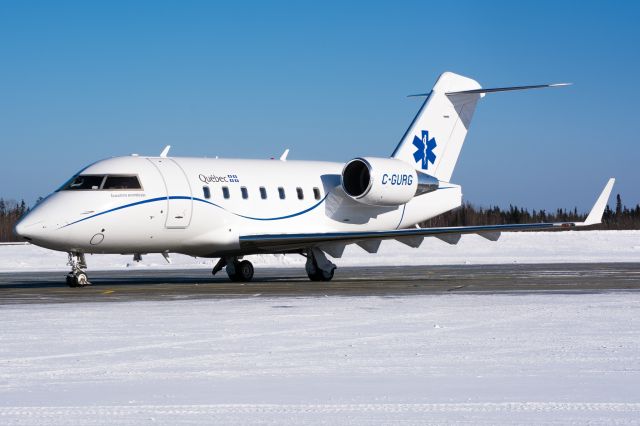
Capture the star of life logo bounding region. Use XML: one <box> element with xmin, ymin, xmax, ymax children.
<box><xmin>412</xmin><ymin>130</ymin><xmax>437</xmax><ymax>170</ymax></box>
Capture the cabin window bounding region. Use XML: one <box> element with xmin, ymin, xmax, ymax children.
<box><xmin>241</xmin><ymin>186</ymin><xmax>248</xmax><ymax>199</ymax></box>
<box><xmin>203</xmin><ymin>186</ymin><xmax>211</xmax><ymax>199</ymax></box>
<box><xmin>103</xmin><ymin>175</ymin><xmax>142</xmax><ymax>190</ymax></box>
<box><xmin>222</xmin><ymin>186</ymin><xmax>230</xmax><ymax>199</ymax></box>
<box><xmin>62</xmin><ymin>175</ymin><xmax>106</xmax><ymax>190</ymax></box>
<box><xmin>278</xmin><ymin>187</ymin><xmax>285</xmax><ymax>200</ymax></box>
<box><xmin>259</xmin><ymin>187</ymin><xmax>267</xmax><ymax>199</ymax></box>
<box><xmin>313</xmin><ymin>187</ymin><xmax>321</xmax><ymax>200</ymax></box>
<box><xmin>296</xmin><ymin>187</ymin><xmax>304</xmax><ymax>200</ymax></box>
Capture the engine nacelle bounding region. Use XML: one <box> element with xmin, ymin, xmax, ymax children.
<box><xmin>341</xmin><ymin>157</ymin><xmax>439</xmax><ymax>206</ymax></box>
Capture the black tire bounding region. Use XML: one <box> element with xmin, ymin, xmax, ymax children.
<box><xmin>321</xmin><ymin>267</ymin><xmax>335</xmax><ymax>281</ymax></box>
<box><xmin>307</xmin><ymin>266</ymin><xmax>334</xmax><ymax>282</ymax></box>
<box><xmin>66</xmin><ymin>274</ymin><xmax>77</xmax><ymax>288</ymax></box>
<box><xmin>227</xmin><ymin>269</ymin><xmax>240</xmax><ymax>282</ymax></box>
<box><xmin>236</xmin><ymin>260</ymin><xmax>254</xmax><ymax>282</ymax></box>
<box><xmin>227</xmin><ymin>260</ymin><xmax>254</xmax><ymax>282</ymax></box>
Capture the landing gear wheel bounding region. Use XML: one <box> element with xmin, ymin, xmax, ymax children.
<box><xmin>227</xmin><ymin>260</ymin><xmax>254</xmax><ymax>282</ymax></box>
<box><xmin>75</xmin><ymin>271</ymin><xmax>89</xmax><ymax>287</ymax></box>
<box><xmin>66</xmin><ymin>274</ymin><xmax>77</xmax><ymax>288</ymax></box>
<box><xmin>307</xmin><ymin>267</ymin><xmax>335</xmax><ymax>282</ymax></box>
<box><xmin>66</xmin><ymin>271</ymin><xmax>89</xmax><ymax>288</ymax></box>
<box><xmin>65</xmin><ymin>252</ymin><xmax>90</xmax><ymax>287</ymax></box>
<box><xmin>305</xmin><ymin>251</ymin><xmax>335</xmax><ymax>282</ymax></box>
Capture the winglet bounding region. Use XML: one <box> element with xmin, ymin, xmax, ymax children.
<box><xmin>280</xmin><ymin>149</ymin><xmax>290</xmax><ymax>161</ymax></box>
<box><xmin>583</xmin><ymin>178</ymin><xmax>615</xmax><ymax>226</ymax></box>
<box><xmin>160</xmin><ymin>145</ymin><xmax>171</xmax><ymax>158</ymax></box>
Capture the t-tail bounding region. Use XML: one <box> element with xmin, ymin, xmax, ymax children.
<box><xmin>391</xmin><ymin>71</ymin><xmax>570</xmax><ymax>182</ymax></box>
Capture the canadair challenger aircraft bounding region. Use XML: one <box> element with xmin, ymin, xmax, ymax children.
<box><xmin>15</xmin><ymin>72</ymin><xmax>614</xmax><ymax>287</ymax></box>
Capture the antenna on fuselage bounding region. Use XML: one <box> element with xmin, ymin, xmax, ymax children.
<box><xmin>280</xmin><ymin>148</ymin><xmax>289</xmax><ymax>161</ymax></box>
<box><xmin>160</xmin><ymin>145</ymin><xmax>171</xmax><ymax>158</ymax></box>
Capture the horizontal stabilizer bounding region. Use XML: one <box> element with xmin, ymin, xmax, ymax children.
<box><xmin>446</xmin><ymin>83</ymin><xmax>571</xmax><ymax>96</ymax></box>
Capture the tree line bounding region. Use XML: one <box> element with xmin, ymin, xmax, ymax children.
<box><xmin>0</xmin><ymin>199</ymin><xmax>28</xmax><ymax>242</ymax></box>
<box><xmin>0</xmin><ymin>194</ymin><xmax>638</xmax><ymax>242</ymax></box>
<box><xmin>421</xmin><ymin>194</ymin><xmax>640</xmax><ymax>230</ymax></box>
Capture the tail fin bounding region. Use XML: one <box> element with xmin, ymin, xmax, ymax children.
<box><xmin>391</xmin><ymin>72</ymin><xmax>482</xmax><ymax>182</ymax></box>
<box><xmin>391</xmin><ymin>72</ymin><xmax>571</xmax><ymax>182</ymax></box>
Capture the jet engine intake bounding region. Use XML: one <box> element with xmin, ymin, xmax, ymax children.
<box><xmin>341</xmin><ymin>157</ymin><xmax>439</xmax><ymax>206</ymax></box>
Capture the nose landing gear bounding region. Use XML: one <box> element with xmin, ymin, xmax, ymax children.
<box><xmin>66</xmin><ymin>252</ymin><xmax>91</xmax><ymax>287</ymax></box>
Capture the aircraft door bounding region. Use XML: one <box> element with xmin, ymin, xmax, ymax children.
<box><xmin>148</xmin><ymin>158</ymin><xmax>193</xmax><ymax>228</ymax></box>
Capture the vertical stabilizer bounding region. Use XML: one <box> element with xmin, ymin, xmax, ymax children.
<box><xmin>391</xmin><ymin>72</ymin><xmax>482</xmax><ymax>182</ymax></box>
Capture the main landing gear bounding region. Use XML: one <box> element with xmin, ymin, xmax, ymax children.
<box><xmin>66</xmin><ymin>252</ymin><xmax>90</xmax><ymax>288</ymax></box>
<box><xmin>212</xmin><ymin>249</ymin><xmax>336</xmax><ymax>283</ymax></box>
<box><xmin>304</xmin><ymin>248</ymin><xmax>336</xmax><ymax>282</ymax></box>
<box><xmin>212</xmin><ymin>257</ymin><xmax>255</xmax><ymax>282</ymax></box>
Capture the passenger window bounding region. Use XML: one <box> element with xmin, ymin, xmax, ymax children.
<box><xmin>313</xmin><ymin>187</ymin><xmax>321</xmax><ymax>200</ymax></box>
<box><xmin>259</xmin><ymin>187</ymin><xmax>267</xmax><ymax>200</ymax></box>
<box><xmin>296</xmin><ymin>187</ymin><xmax>304</xmax><ymax>200</ymax></box>
<box><xmin>103</xmin><ymin>175</ymin><xmax>142</xmax><ymax>190</ymax></box>
<box><xmin>203</xmin><ymin>186</ymin><xmax>211</xmax><ymax>199</ymax></box>
<box><xmin>241</xmin><ymin>187</ymin><xmax>248</xmax><ymax>199</ymax></box>
<box><xmin>222</xmin><ymin>186</ymin><xmax>230</xmax><ymax>199</ymax></box>
<box><xmin>278</xmin><ymin>187</ymin><xmax>285</xmax><ymax>200</ymax></box>
<box><xmin>64</xmin><ymin>175</ymin><xmax>105</xmax><ymax>190</ymax></box>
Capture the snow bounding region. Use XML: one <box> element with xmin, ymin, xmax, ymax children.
<box><xmin>0</xmin><ymin>230</ymin><xmax>638</xmax><ymax>272</ymax></box>
<box><xmin>1</xmin><ymin>293</ymin><xmax>639</xmax><ymax>424</ymax></box>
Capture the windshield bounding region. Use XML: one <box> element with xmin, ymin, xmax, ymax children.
<box><xmin>59</xmin><ymin>174</ymin><xmax>142</xmax><ymax>191</ymax></box>
<box><xmin>65</xmin><ymin>175</ymin><xmax>105</xmax><ymax>190</ymax></box>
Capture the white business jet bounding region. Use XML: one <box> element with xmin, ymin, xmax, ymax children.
<box><xmin>15</xmin><ymin>72</ymin><xmax>615</xmax><ymax>287</ymax></box>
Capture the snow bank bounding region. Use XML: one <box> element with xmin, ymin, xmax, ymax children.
<box><xmin>0</xmin><ymin>230</ymin><xmax>637</xmax><ymax>272</ymax></box>
<box><xmin>1</xmin><ymin>293</ymin><xmax>639</xmax><ymax>424</ymax></box>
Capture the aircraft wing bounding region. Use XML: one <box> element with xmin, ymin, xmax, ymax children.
<box><xmin>239</xmin><ymin>178</ymin><xmax>615</xmax><ymax>254</ymax></box>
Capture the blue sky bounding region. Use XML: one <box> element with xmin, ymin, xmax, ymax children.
<box><xmin>1</xmin><ymin>1</ymin><xmax>638</xmax><ymax>211</ymax></box>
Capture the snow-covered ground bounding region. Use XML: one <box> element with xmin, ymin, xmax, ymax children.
<box><xmin>1</xmin><ymin>230</ymin><xmax>639</xmax><ymax>272</ymax></box>
<box><xmin>1</xmin><ymin>293</ymin><xmax>639</xmax><ymax>425</ymax></box>
<box><xmin>1</xmin><ymin>231</ymin><xmax>638</xmax><ymax>423</ymax></box>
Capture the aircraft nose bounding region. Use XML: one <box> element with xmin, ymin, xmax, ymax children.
<box><xmin>14</xmin><ymin>218</ymin><xmax>41</xmax><ymax>241</ymax></box>
<box><xmin>14</xmin><ymin>206</ymin><xmax>50</xmax><ymax>241</ymax></box>
<box><xmin>14</xmin><ymin>221</ymin><xmax>25</xmax><ymax>239</ymax></box>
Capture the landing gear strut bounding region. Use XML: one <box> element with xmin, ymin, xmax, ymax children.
<box><xmin>305</xmin><ymin>248</ymin><xmax>336</xmax><ymax>282</ymax></box>
<box><xmin>66</xmin><ymin>252</ymin><xmax>90</xmax><ymax>288</ymax></box>
<box><xmin>212</xmin><ymin>257</ymin><xmax>254</xmax><ymax>282</ymax></box>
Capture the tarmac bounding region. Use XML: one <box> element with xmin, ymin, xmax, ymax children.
<box><xmin>0</xmin><ymin>263</ymin><xmax>639</xmax><ymax>304</ymax></box>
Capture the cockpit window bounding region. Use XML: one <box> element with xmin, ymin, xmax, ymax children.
<box><xmin>64</xmin><ymin>175</ymin><xmax>106</xmax><ymax>190</ymax></box>
<box><xmin>103</xmin><ymin>175</ymin><xmax>142</xmax><ymax>190</ymax></box>
<box><xmin>60</xmin><ymin>174</ymin><xmax>142</xmax><ymax>191</ymax></box>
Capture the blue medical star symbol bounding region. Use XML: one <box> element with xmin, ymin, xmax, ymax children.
<box><xmin>412</xmin><ymin>130</ymin><xmax>437</xmax><ymax>170</ymax></box>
